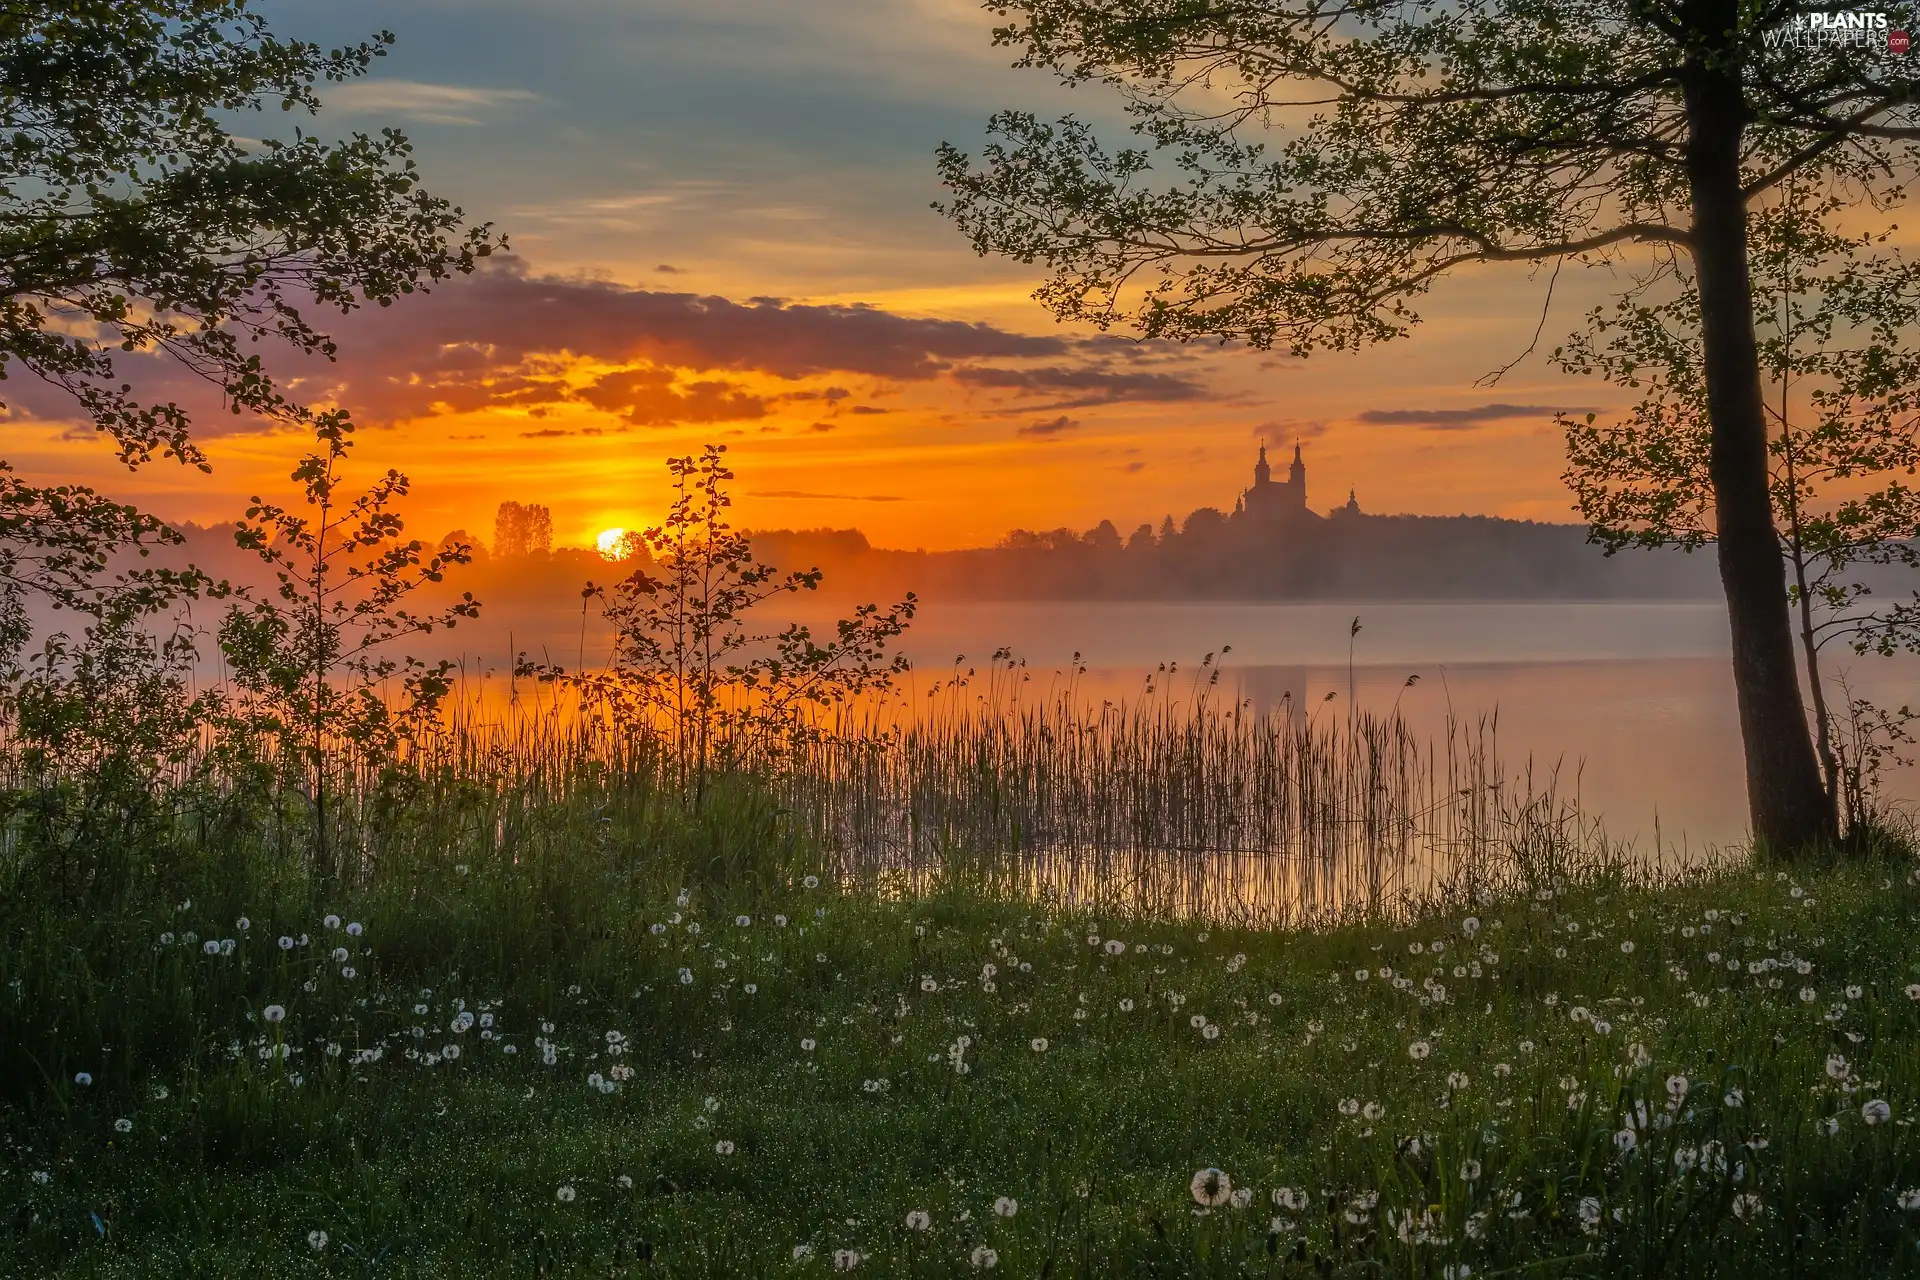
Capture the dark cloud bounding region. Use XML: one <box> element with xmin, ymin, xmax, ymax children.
<box><xmin>1355</xmin><ymin>403</ymin><xmax>1577</xmax><ymax>430</ymax></box>
<box><xmin>1018</xmin><ymin>415</ymin><xmax>1080</xmax><ymax>439</ymax></box>
<box><xmin>1117</xmin><ymin>460</ymin><xmax>1147</xmax><ymax>473</ymax></box>
<box><xmin>518</xmin><ymin>425</ymin><xmax>610</xmax><ymax>438</ymax></box>
<box><xmin>1</xmin><ymin>257</ymin><xmax>1207</xmax><ymax>433</ymax></box>
<box><xmin>954</xmin><ymin>365</ymin><xmax>1209</xmax><ymax>407</ymax></box>
<box><xmin>749</xmin><ymin>490</ymin><xmax>905</xmax><ymax>503</ymax></box>
<box><xmin>576</xmin><ymin>366</ymin><xmax>768</xmax><ymax>426</ymax></box>
<box><xmin>848</xmin><ymin>404</ymin><xmax>893</xmax><ymax>415</ymax></box>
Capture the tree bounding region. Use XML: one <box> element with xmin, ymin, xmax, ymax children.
<box><xmin>219</xmin><ymin>419</ymin><xmax>478</xmax><ymax>874</ymax></box>
<box><xmin>1564</xmin><ymin>184</ymin><xmax>1920</xmax><ymax>834</ymax></box>
<box><xmin>523</xmin><ymin>446</ymin><xmax>916</xmax><ymax>801</ymax></box>
<box><xmin>493</xmin><ymin>501</ymin><xmax>554</xmax><ymax>558</ymax></box>
<box><xmin>0</xmin><ymin>1</ymin><xmax>499</xmax><ymax>639</ymax></box>
<box><xmin>935</xmin><ymin>0</ymin><xmax>1920</xmax><ymax>855</ymax></box>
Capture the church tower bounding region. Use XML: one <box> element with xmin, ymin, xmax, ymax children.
<box><xmin>1242</xmin><ymin>441</ymin><xmax>1322</xmax><ymax>526</ymax></box>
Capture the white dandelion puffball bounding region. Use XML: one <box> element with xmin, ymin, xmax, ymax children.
<box><xmin>905</xmin><ymin>1209</ymin><xmax>931</xmax><ymax>1231</ymax></box>
<box><xmin>1460</xmin><ymin>1159</ymin><xmax>1482</xmax><ymax>1181</ymax></box>
<box><xmin>1614</xmin><ymin>1128</ymin><xmax>1637</xmax><ymax>1154</ymax></box>
<box><xmin>970</xmin><ymin>1246</ymin><xmax>999</xmax><ymax>1269</ymax></box>
<box><xmin>1863</xmin><ymin>1098</ymin><xmax>1892</xmax><ymax>1125</ymax></box>
<box><xmin>1667</xmin><ymin>1074</ymin><xmax>1689</xmax><ymax>1099</ymax></box>
<box><xmin>993</xmin><ymin>1195</ymin><xmax>1018</xmax><ymax>1218</ymax></box>
<box><xmin>1898</xmin><ymin>1189</ymin><xmax>1920</xmax><ymax>1211</ymax></box>
<box><xmin>308</xmin><ymin>1229</ymin><xmax>328</xmax><ymax>1251</ymax></box>
<box><xmin>555</xmin><ymin>1185</ymin><xmax>576</xmax><ymax>1202</ymax></box>
<box><xmin>278</xmin><ymin>935</ymin><xmax>295</xmax><ymax>951</ymax></box>
<box><xmin>1732</xmin><ymin>1193</ymin><xmax>1762</xmax><ymax>1221</ymax></box>
<box><xmin>1030</xmin><ymin>1037</ymin><xmax>1048</xmax><ymax>1053</ymax></box>
<box><xmin>1462</xmin><ymin>917</ymin><xmax>1480</xmax><ymax>937</ymax></box>
<box><xmin>1190</xmin><ymin>1167</ymin><xmax>1232</xmax><ymax>1207</ymax></box>
<box><xmin>1229</xmin><ymin>1187</ymin><xmax>1253</xmax><ymax>1209</ymax></box>
<box><xmin>792</xmin><ymin>1245</ymin><xmax>813</xmax><ymax>1261</ymax></box>
<box><xmin>1447</xmin><ymin>1072</ymin><xmax>1469</xmax><ymax>1090</ymax></box>
<box><xmin>1408</xmin><ymin>1040</ymin><xmax>1431</xmax><ymax>1061</ymax></box>
<box><xmin>800</xmin><ymin>1038</ymin><xmax>816</xmax><ymax>1052</ymax></box>
<box><xmin>714</xmin><ymin>1140</ymin><xmax>735</xmax><ymax>1155</ymax></box>
<box><xmin>1105</xmin><ymin>939</ymin><xmax>1125</xmax><ymax>955</ymax></box>
<box><xmin>323</xmin><ymin>914</ymin><xmax>341</xmax><ymax>929</ymax></box>
<box><xmin>1724</xmin><ymin>1088</ymin><xmax>1745</xmax><ymax>1108</ymax></box>
<box><xmin>114</xmin><ymin>1117</ymin><xmax>132</xmax><ymax>1133</ymax></box>
<box><xmin>1905</xmin><ymin>983</ymin><xmax>1920</xmax><ymax>1001</ymax></box>
<box><xmin>346</xmin><ymin>921</ymin><xmax>362</xmax><ymax>937</ymax></box>
<box><xmin>73</xmin><ymin>1072</ymin><xmax>92</xmax><ymax>1087</ymax></box>
<box><xmin>832</xmin><ymin>1247</ymin><xmax>862</xmax><ymax>1270</ymax></box>
<box><xmin>263</xmin><ymin>1004</ymin><xmax>285</xmax><ymax>1024</ymax></box>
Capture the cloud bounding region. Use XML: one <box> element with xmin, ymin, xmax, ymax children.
<box><xmin>324</xmin><ymin>80</ymin><xmax>541</xmax><ymax>126</ymax></box>
<box><xmin>0</xmin><ymin>257</ymin><xmax>1207</xmax><ymax>434</ymax></box>
<box><xmin>576</xmin><ymin>366</ymin><xmax>769</xmax><ymax>426</ymax></box>
<box><xmin>749</xmin><ymin>490</ymin><xmax>905</xmax><ymax>503</ymax></box>
<box><xmin>1018</xmin><ymin>415</ymin><xmax>1080</xmax><ymax>439</ymax></box>
<box><xmin>1354</xmin><ymin>403</ymin><xmax>1578</xmax><ymax>430</ymax></box>
<box><xmin>1252</xmin><ymin>418</ymin><xmax>1332</xmax><ymax>441</ymax></box>
<box><xmin>954</xmin><ymin>365</ymin><xmax>1210</xmax><ymax>407</ymax></box>
<box><xmin>1117</xmin><ymin>460</ymin><xmax>1147</xmax><ymax>473</ymax></box>
<box><xmin>336</xmin><ymin>257</ymin><xmax>1073</xmax><ymax>401</ymax></box>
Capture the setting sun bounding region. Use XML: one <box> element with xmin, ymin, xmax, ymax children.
<box><xmin>594</xmin><ymin>527</ymin><xmax>627</xmax><ymax>559</ymax></box>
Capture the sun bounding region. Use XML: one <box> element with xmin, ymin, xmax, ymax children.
<box><xmin>595</xmin><ymin>527</ymin><xmax>628</xmax><ymax>559</ymax></box>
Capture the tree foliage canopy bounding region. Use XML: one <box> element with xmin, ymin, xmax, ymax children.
<box><xmin>938</xmin><ymin>0</ymin><xmax>1919</xmax><ymax>350</ymax></box>
<box><xmin>0</xmin><ymin>1</ymin><xmax>500</xmax><ymax>641</ymax></box>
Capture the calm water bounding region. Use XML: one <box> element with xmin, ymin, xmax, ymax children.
<box><xmin>893</xmin><ymin>599</ymin><xmax>1917</xmax><ymax>853</ymax></box>
<box><xmin>439</xmin><ymin>598</ymin><xmax>1916</xmax><ymax>854</ymax></box>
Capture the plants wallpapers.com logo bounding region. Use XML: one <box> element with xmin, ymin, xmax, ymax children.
<box><xmin>1766</xmin><ymin>10</ymin><xmax>1913</xmax><ymax>51</ymax></box>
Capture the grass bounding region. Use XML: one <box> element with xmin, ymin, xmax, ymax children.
<box><xmin>5</xmin><ymin>747</ymin><xmax>1920</xmax><ymax>1276</ymax></box>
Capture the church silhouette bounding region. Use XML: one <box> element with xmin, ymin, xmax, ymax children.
<box><xmin>1234</xmin><ymin>443</ymin><xmax>1360</xmax><ymax>526</ymax></box>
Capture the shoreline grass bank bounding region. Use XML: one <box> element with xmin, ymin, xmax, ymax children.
<box><xmin>7</xmin><ymin>813</ymin><xmax>1920</xmax><ymax>1275</ymax></box>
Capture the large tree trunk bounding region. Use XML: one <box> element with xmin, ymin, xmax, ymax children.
<box><xmin>1682</xmin><ymin>33</ymin><xmax>1835</xmax><ymax>856</ymax></box>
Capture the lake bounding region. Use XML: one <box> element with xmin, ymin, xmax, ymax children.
<box><xmin>441</xmin><ymin>597</ymin><xmax>1917</xmax><ymax>854</ymax></box>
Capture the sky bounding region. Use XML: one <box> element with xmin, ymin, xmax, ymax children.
<box><xmin>10</xmin><ymin>0</ymin><xmax>1627</xmax><ymax>552</ymax></box>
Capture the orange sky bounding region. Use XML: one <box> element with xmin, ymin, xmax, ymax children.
<box><xmin>6</xmin><ymin>0</ymin><xmax>1633</xmax><ymax>553</ymax></box>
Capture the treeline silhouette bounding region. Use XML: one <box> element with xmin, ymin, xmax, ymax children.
<box><xmin>141</xmin><ymin>508</ymin><xmax>1725</xmax><ymax>621</ymax></box>
<box><xmin>749</xmin><ymin>511</ymin><xmax>1722</xmax><ymax>601</ymax></box>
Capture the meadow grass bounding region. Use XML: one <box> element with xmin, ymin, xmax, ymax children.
<box><xmin>5</xmin><ymin>750</ymin><xmax>1920</xmax><ymax>1276</ymax></box>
